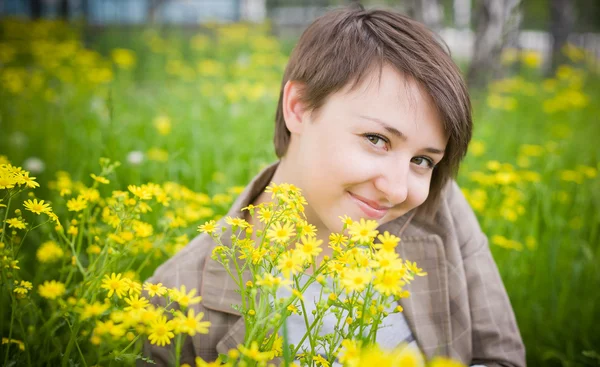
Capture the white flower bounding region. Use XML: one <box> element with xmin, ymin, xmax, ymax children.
<box><xmin>23</xmin><ymin>157</ymin><xmax>45</xmax><ymax>174</ymax></box>
<box><xmin>127</xmin><ymin>151</ymin><xmax>144</xmax><ymax>165</ymax></box>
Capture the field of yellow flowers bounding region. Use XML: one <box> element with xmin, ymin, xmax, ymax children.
<box><xmin>0</xmin><ymin>18</ymin><xmax>599</xmax><ymax>366</ymax></box>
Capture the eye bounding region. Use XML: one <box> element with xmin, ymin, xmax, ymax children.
<box><xmin>363</xmin><ymin>133</ymin><xmax>389</xmax><ymax>150</ymax></box>
<box><xmin>411</xmin><ymin>156</ymin><xmax>435</xmax><ymax>169</ymax></box>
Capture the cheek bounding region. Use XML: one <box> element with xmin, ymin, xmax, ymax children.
<box><xmin>408</xmin><ymin>175</ymin><xmax>431</xmax><ymax>207</ymax></box>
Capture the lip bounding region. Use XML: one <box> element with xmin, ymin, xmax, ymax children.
<box><xmin>348</xmin><ymin>191</ymin><xmax>390</xmax><ymax>220</ymax></box>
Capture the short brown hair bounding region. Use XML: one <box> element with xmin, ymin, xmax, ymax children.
<box><xmin>273</xmin><ymin>4</ymin><xmax>472</xmax><ymax>213</ymax></box>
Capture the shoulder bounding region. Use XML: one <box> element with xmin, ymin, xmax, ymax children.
<box><xmin>440</xmin><ymin>180</ymin><xmax>482</xmax><ymax>237</ymax></box>
<box><xmin>145</xmin><ymin>233</ymin><xmax>215</xmax><ymax>289</ymax></box>
<box><xmin>409</xmin><ymin>180</ymin><xmax>483</xmax><ymax>246</ymax></box>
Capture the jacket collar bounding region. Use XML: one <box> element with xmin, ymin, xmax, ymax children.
<box><xmin>200</xmin><ymin>161</ymin><xmax>451</xmax><ymax>359</ymax></box>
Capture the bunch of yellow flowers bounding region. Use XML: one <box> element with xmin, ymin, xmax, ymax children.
<box><xmin>0</xmin><ymin>156</ymin><xmax>232</xmax><ymax>366</ymax></box>
<box><xmin>196</xmin><ymin>182</ymin><xmax>451</xmax><ymax>367</ymax></box>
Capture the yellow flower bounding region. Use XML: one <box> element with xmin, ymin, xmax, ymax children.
<box><xmin>14</xmin><ymin>287</ymin><xmax>28</xmax><ymax>295</ymax></box>
<box><xmin>560</xmin><ymin>170</ymin><xmax>583</xmax><ymax>184</ymax></box>
<box><xmin>22</xmin><ymin>172</ymin><xmax>40</xmax><ymax>189</ymax></box>
<box><xmin>36</xmin><ymin>240</ymin><xmax>64</xmax><ymax>263</ymax></box>
<box><xmin>521</xmin><ymin>50</ymin><xmax>542</xmax><ymax>68</ymax></box>
<box><xmin>313</xmin><ymin>354</ymin><xmax>330</xmax><ymax>367</ymax></box>
<box><xmin>255</xmin><ymin>273</ymin><xmax>292</xmax><ymax>290</ymax></box>
<box><xmin>16</xmin><ymin>280</ymin><xmax>33</xmax><ymax>291</ymax></box>
<box><xmin>373</xmin><ymin>269</ymin><xmax>405</xmax><ymax>296</ymax></box>
<box><xmin>198</xmin><ymin>220</ymin><xmax>218</xmax><ymax>234</ymax></box>
<box><xmin>147</xmin><ymin>315</ymin><xmax>175</xmax><ymax>346</ymax></box>
<box><xmin>374</xmin><ymin>231</ymin><xmax>400</xmax><ymax>252</ymax></box>
<box><xmin>101</xmin><ymin>273</ymin><xmax>129</xmax><ymax>298</ymax></box>
<box><xmin>80</xmin><ymin>301</ymin><xmax>109</xmax><ymax>320</ymax></box>
<box><xmin>341</xmin><ymin>267</ymin><xmax>372</xmax><ymax>294</ymax></box>
<box><xmin>143</xmin><ymin>282</ymin><xmax>167</xmax><ymax>297</ymax></box>
<box><xmin>287</xmin><ymin>304</ymin><xmax>299</xmax><ymax>314</ymax></box>
<box><xmin>38</xmin><ymin>280</ymin><xmax>66</xmax><ymax>300</ymax></box>
<box><xmin>153</xmin><ymin>115</ymin><xmax>172</xmax><ymax>136</ymax></box>
<box><xmin>94</xmin><ymin>319</ymin><xmax>125</xmax><ymax>338</ymax></box>
<box><xmin>225</xmin><ymin>216</ymin><xmax>249</xmax><ymax>228</ymax></box>
<box><xmin>294</xmin><ymin>235</ymin><xmax>323</xmax><ymax>260</ymax></box>
<box><xmin>392</xmin><ymin>344</ymin><xmax>423</xmax><ymax>367</ymax></box>
<box><xmin>124</xmin><ymin>294</ymin><xmax>149</xmax><ymax>311</ymax></box>
<box><xmin>429</xmin><ymin>356</ymin><xmax>466</xmax><ymax>367</ymax></box>
<box><xmin>329</xmin><ymin>233</ymin><xmax>348</xmax><ymax>248</ymax></box>
<box><xmin>174</xmin><ymin>308</ymin><xmax>211</xmax><ymax>336</ymax></box>
<box><xmin>298</xmin><ymin>220</ymin><xmax>317</xmax><ymax>237</ymax></box>
<box><xmin>266</xmin><ymin>221</ymin><xmax>296</xmax><ymax>244</ymax></box>
<box><xmin>338</xmin><ymin>339</ymin><xmax>361</xmax><ymax>367</ymax></box>
<box><xmin>469</xmin><ymin>140</ymin><xmax>486</xmax><ymax>157</ymax></box>
<box><xmin>238</xmin><ymin>341</ymin><xmax>272</xmax><ymax>362</ymax></box>
<box><xmin>169</xmin><ymin>285</ymin><xmax>202</xmax><ymax>307</ymax></box>
<box><xmin>66</xmin><ymin>196</ymin><xmax>88</xmax><ymax>212</ymax></box>
<box><xmin>23</xmin><ymin>199</ymin><xmax>52</xmax><ymax>215</ymax></box>
<box><xmin>132</xmin><ymin>220</ymin><xmax>153</xmax><ymax>238</ymax></box>
<box><xmin>348</xmin><ymin>218</ymin><xmax>379</xmax><ymax>244</ymax></box>
<box><xmin>5</xmin><ymin>218</ymin><xmax>26</xmax><ymax>229</ymax></box>
<box><xmin>264</xmin><ymin>182</ymin><xmax>287</xmax><ymax>200</ymax></box>
<box><xmin>128</xmin><ymin>184</ymin><xmax>153</xmax><ymax>200</ymax></box>
<box><xmin>276</xmin><ymin>251</ymin><xmax>303</xmax><ymax>278</ymax></box>
<box><xmin>90</xmin><ymin>173</ymin><xmax>110</xmax><ymax>184</ymax></box>
<box><xmin>111</xmin><ymin>48</ymin><xmax>137</xmax><ymax>69</ymax></box>
<box><xmin>147</xmin><ymin>147</ymin><xmax>169</xmax><ymax>162</ymax></box>
<box><xmin>405</xmin><ymin>260</ymin><xmax>427</xmax><ymax>276</ymax></box>
<box><xmin>339</xmin><ymin>215</ymin><xmax>354</xmax><ymax>227</ymax></box>
<box><xmin>371</xmin><ymin>250</ymin><xmax>402</xmax><ymax>271</ymax></box>
<box><xmin>257</xmin><ymin>206</ymin><xmax>274</xmax><ymax>223</ymax></box>
<box><xmin>1</xmin><ymin>338</ymin><xmax>25</xmax><ymax>351</ymax></box>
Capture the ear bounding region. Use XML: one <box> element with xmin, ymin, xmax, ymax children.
<box><xmin>282</xmin><ymin>80</ymin><xmax>308</xmax><ymax>135</ymax></box>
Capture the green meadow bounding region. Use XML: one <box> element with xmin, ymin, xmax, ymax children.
<box><xmin>1</xmin><ymin>19</ymin><xmax>599</xmax><ymax>366</ymax></box>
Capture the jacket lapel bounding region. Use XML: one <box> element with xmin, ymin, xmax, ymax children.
<box><xmin>395</xmin><ymin>234</ymin><xmax>451</xmax><ymax>359</ymax></box>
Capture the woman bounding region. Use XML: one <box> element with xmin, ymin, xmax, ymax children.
<box><xmin>141</xmin><ymin>5</ymin><xmax>526</xmax><ymax>367</ymax></box>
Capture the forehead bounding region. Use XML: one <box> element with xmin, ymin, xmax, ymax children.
<box><xmin>340</xmin><ymin>64</ymin><xmax>434</xmax><ymax>109</ymax></box>
<box><xmin>326</xmin><ymin>65</ymin><xmax>446</xmax><ymax>137</ymax></box>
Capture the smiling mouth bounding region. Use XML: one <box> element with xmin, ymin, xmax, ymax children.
<box><xmin>347</xmin><ymin>192</ymin><xmax>390</xmax><ymax>220</ymax></box>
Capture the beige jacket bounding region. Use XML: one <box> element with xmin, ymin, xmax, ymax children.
<box><xmin>139</xmin><ymin>162</ymin><xmax>526</xmax><ymax>367</ymax></box>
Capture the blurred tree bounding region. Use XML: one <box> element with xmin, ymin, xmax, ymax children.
<box><xmin>148</xmin><ymin>0</ymin><xmax>169</xmax><ymax>23</ymax></box>
<box><xmin>30</xmin><ymin>0</ymin><xmax>42</xmax><ymax>20</ymax></box>
<box><xmin>467</xmin><ymin>0</ymin><xmax>521</xmax><ymax>88</ymax></box>
<box><xmin>81</xmin><ymin>0</ymin><xmax>89</xmax><ymax>21</ymax></box>
<box><xmin>59</xmin><ymin>0</ymin><xmax>70</xmax><ymax>20</ymax></box>
<box><xmin>405</xmin><ymin>0</ymin><xmax>443</xmax><ymax>32</ymax></box>
<box><xmin>549</xmin><ymin>0</ymin><xmax>574</xmax><ymax>73</ymax></box>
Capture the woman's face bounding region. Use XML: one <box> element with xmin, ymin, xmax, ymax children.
<box><xmin>281</xmin><ymin>64</ymin><xmax>447</xmax><ymax>235</ymax></box>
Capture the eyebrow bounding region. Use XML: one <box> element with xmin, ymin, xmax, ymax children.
<box><xmin>358</xmin><ymin>114</ymin><xmax>446</xmax><ymax>155</ymax></box>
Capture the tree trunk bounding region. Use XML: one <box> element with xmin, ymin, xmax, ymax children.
<box><xmin>81</xmin><ymin>0</ymin><xmax>89</xmax><ymax>21</ymax></box>
<box><xmin>148</xmin><ymin>0</ymin><xmax>168</xmax><ymax>23</ymax></box>
<box><xmin>405</xmin><ymin>0</ymin><xmax>443</xmax><ymax>33</ymax></box>
<box><xmin>467</xmin><ymin>0</ymin><xmax>521</xmax><ymax>89</ymax></box>
<box><xmin>549</xmin><ymin>0</ymin><xmax>575</xmax><ymax>73</ymax></box>
<box><xmin>30</xmin><ymin>0</ymin><xmax>43</xmax><ymax>20</ymax></box>
<box><xmin>59</xmin><ymin>0</ymin><xmax>70</xmax><ymax>20</ymax></box>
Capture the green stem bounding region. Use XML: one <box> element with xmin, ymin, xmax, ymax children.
<box><xmin>174</xmin><ymin>333</ymin><xmax>183</xmax><ymax>367</ymax></box>
<box><xmin>3</xmin><ymin>299</ymin><xmax>16</xmax><ymax>366</ymax></box>
<box><xmin>66</xmin><ymin>319</ymin><xmax>87</xmax><ymax>367</ymax></box>
<box><xmin>294</xmin><ymin>278</ymin><xmax>316</xmax><ymax>357</ymax></box>
<box><xmin>0</xmin><ymin>195</ymin><xmax>13</xmax><ymax>247</ymax></box>
<box><xmin>17</xmin><ymin>316</ymin><xmax>32</xmax><ymax>367</ymax></box>
<box><xmin>14</xmin><ymin>220</ymin><xmax>51</xmax><ymax>258</ymax></box>
<box><xmin>118</xmin><ymin>334</ymin><xmax>141</xmax><ymax>355</ymax></box>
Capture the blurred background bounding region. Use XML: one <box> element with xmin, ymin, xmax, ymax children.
<box><xmin>1</xmin><ymin>0</ymin><xmax>599</xmax><ymax>366</ymax></box>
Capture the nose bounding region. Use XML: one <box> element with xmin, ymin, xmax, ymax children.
<box><xmin>375</xmin><ymin>160</ymin><xmax>409</xmax><ymax>205</ymax></box>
